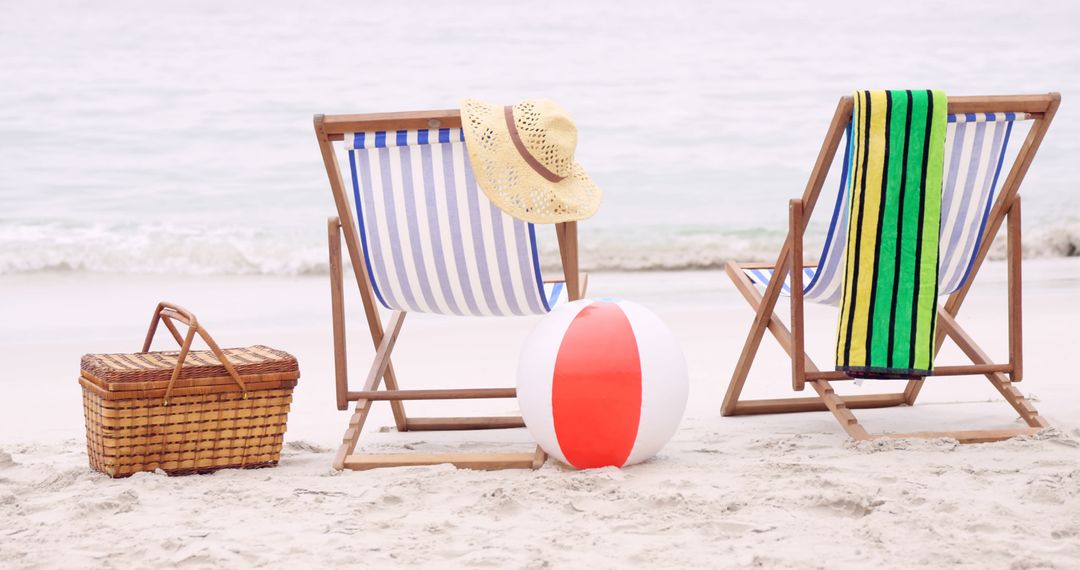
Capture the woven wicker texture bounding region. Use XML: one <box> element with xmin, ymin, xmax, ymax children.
<box><xmin>461</xmin><ymin>98</ymin><xmax>601</xmax><ymax>224</ymax></box>
<box><xmin>80</xmin><ymin>341</ymin><xmax>298</xmax><ymax>477</ymax></box>
<box><xmin>81</xmin><ymin>345</ymin><xmax>298</xmax><ymax>384</ymax></box>
<box><xmin>82</xmin><ymin>383</ymin><xmax>293</xmax><ymax>477</ymax></box>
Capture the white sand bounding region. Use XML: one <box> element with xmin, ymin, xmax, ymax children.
<box><xmin>2</xmin><ymin>261</ymin><xmax>1080</xmax><ymax>568</ymax></box>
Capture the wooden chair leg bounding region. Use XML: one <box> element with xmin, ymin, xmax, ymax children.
<box><xmin>333</xmin><ymin>398</ymin><xmax>376</xmax><ymax>470</ymax></box>
<box><xmin>329</xmin><ymin>217</ymin><xmax>349</xmax><ymax>411</ymax></box>
<box><xmin>1007</xmin><ymin>196</ymin><xmax>1023</xmax><ymax>381</ymax></box>
<box><xmin>328</xmin><ymin>216</ymin><xmax>408</xmax><ymax>427</ymax></box>
<box><xmin>557</xmin><ymin>222</ymin><xmax>583</xmax><ymax>302</ymax></box>
<box><xmin>531</xmin><ymin>445</ymin><xmax>548</xmax><ymax>469</ymax></box>
<box><xmin>721</xmin><ymin>262</ymin><xmax>783</xmax><ymax>416</ymax></box>
<box><xmin>808</xmin><ymin>380</ymin><xmax>871</xmax><ymax>441</ymax></box>
<box><xmin>332</xmin><ymin>311</ymin><xmax>407</xmax><ymax>470</ymax></box>
<box><xmin>789</xmin><ymin>200</ymin><xmax>806</xmax><ymax>392</ymax></box>
<box><xmin>936</xmin><ymin>311</ymin><xmax>1047</xmax><ymax>428</ymax></box>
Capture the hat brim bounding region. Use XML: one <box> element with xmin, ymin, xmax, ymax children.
<box><xmin>460</xmin><ymin>98</ymin><xmax>602</xmax><ymax>224</ymax></box>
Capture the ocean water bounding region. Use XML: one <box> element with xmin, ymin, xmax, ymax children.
<box><xmin>1</xmin><ymin>0</ymin><xmax>1078</xmax><ymax>275</ymax></box>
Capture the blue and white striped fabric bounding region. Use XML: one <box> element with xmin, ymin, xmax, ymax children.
<box><xmin>345</xmin><ymin>128</ymin><xmax>557</xmax><ymax>317</ymax></box>
<box><xmin>746</xmin><ymin>112</ymin><xmax>1028</xmax><ymax>306</ymax></box>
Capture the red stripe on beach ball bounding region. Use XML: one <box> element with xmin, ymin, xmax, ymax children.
<box><xmin>551</xmin><ymin>302</ymin><xmax>642</xmax><ymax>469</ymax></box>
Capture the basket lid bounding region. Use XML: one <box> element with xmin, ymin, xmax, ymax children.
<box><xmin>81</xmin><ymin>345</ymin><xmax>299</xmax><ymax>384</ymax></box>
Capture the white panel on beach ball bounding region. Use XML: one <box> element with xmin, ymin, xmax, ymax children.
<box><xmin>516</xmin><ymin>299</ymin><xmax>688</xmax><ymax>469</ymax></box>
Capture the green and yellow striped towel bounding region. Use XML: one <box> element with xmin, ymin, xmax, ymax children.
<box><xmin>837</xmin><ymin>89</ymin><xmax>948</xmax><ymax>379</ymax></box>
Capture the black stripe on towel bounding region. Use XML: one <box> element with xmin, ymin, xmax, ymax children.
<box><xmin>842</xmin><ymin>90</ymin><xmax>874</xmax><ymax>368</ymax></box>
<box><xmin>865</xmin><ymin>91</ymin><xmax>893</xmax><ymax>362</ymax></box>
<box><xmin>887</xmin><ymin>90</ymin><xmax>915</xmax><ymax>369</ymax></box>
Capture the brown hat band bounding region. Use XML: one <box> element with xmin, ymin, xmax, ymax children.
<box><xmin>504</xmin><ymin>105</ymin><xmax>565</xmax><ymax>183</ymax></box>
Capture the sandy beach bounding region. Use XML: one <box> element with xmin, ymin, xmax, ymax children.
<box><xmin>3</xmin><ymin>0</ymin><xmax>1079</xmax><ymax>567</ymax></box>
<box><xmin>3</xmin><ymin>260</ymin><xmax>1080</xmax><ymax>568</ymax></box>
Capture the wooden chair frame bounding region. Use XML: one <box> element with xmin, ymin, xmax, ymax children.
<box><xmin>315</xmin><ymin>110</ymin><xmax>586</xmax><ymax>470</ymax></box>
<box><xmin>722</xmin><ymin>93</ymin><xmax>1060</xmax><ymax>444</ymax></box>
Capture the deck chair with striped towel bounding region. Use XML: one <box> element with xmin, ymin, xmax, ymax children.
<box><xmin>314</xmin><ymin>109</ymin><xmax>586</xmax><ymax>471</ymax></box>
<box><xmin>723</xmin><ymin>93</ymin><xmax>1060</xmax><ymax>443</ymax></box>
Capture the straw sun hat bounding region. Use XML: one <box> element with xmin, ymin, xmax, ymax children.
<box><xmin>460</xmin><ymin>98</ymin><xmax>602</xmax><ymax>224</ymax></box>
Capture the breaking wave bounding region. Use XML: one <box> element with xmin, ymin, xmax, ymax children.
<box><xmin>2</xmin><ymin>220</ymin><xmax>1079</xmax><ymax>276</ymax></box>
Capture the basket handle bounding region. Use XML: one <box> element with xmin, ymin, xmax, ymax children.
<box><xmin>142</xmin><ymin>302</ymin><xmax>248</xmax><ymax>405</ymax></box>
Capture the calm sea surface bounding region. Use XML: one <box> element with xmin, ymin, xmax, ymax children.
<box><xmin>1</xmin><ymin>0</ymin><xmax>1078</xmax><ymax>274</ymax></box>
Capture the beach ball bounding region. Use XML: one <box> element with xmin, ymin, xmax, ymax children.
<box><xmin>517</xmin><ymin>299</ymin><xmax>688</xmax><ymax>469</ymax></box>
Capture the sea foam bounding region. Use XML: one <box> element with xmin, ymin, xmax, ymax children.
<box><xmin>3</xmin><ymin>221</ymin><xmax>1078</xmax><ymax>276</ymax></box>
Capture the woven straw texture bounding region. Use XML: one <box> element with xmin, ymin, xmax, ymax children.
<box><xmin>80</xmin><ymin>345</ymin><xmax>298</xmax><ymax>478</ymax></box>
<box><xmin>81</xmin><ymin>345</ymin><xmax>296</xmax><ymax>384</ymax></box>
<box><xmin>461</xmin><ymin>98</ymin><xmax>601</xmax><ymax>224</ymax></box>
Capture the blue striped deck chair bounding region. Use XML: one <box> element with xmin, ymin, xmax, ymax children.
<box><xmin>315</xmin><ymin>109</ymin><xmax>587</xmax><ymax>471</ymax></box>
<box><xmin>722</xmin><ymin>93</ymin><xmax>1060</xmax><ymax>444</ymax></box>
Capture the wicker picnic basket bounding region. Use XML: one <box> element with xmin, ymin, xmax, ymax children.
<box><xmin>79</xmin><ymin>302</ymin><xmax>300</xmax><ymax>477</ymax></box>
